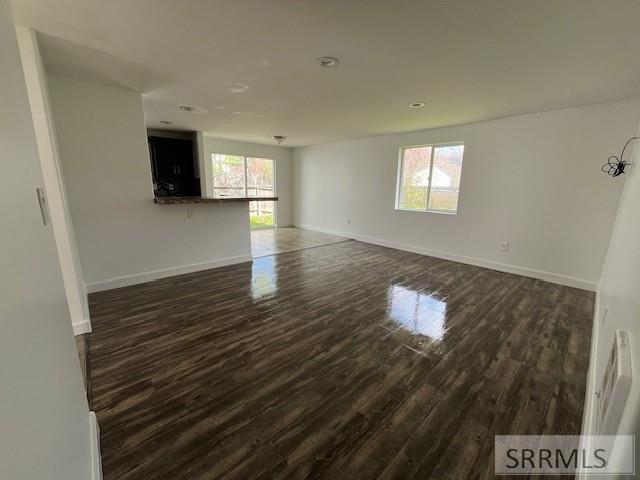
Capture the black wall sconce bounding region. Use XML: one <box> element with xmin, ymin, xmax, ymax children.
<box><xmin>602</xmin><ymin>137</ymin><xmax>638</xmax><ymax>177</ymax></box>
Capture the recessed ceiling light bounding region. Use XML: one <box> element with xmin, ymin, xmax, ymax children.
<box><xmin>408</xmin><ymin>102</ymin><xmax>425</xmax><ymax>108</ymax></box>
<box><xmin>159</xmin><ymin>120</ymin><xmax>173</xmax><ymax>125</ymax></box>
<box><xmin>179</xmin><ymin>104</ymin><xmax>208</xmax><ymax>113</ymax></box>
<box><xmin>316</xmin><ymin>56</ymin><xmax>339</xmax><ymax>68</ymax></box>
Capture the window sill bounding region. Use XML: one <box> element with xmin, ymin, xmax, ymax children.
<box><xmin>396</xmin><ymin>207</ymin><xmax>457</xmax><ymax>216</ymax></box>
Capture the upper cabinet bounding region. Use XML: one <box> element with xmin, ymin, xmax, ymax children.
<box><xmin>148</xmin><ymin>133</ymin><xmax>200</xmax><ymax>197</ymax></box>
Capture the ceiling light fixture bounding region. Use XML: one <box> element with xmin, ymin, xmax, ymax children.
<box><xmin>179</xmin><ymin>104</ymin><xmax>208</xmax><ymax>113</ymax></box>
<box><xmin>316</xmin><ymin>56</ymin><xmax>339</xmax><ymax>68</ymax></box>
<box><xmin>408</xmin><ymin>102</ymin><xmax>425</xmax><ymax>108</ymax></box>
<box><xmin>273</xmin><ymin>135</ymin><xmax>287</xmax><ymax>144</ymax></box>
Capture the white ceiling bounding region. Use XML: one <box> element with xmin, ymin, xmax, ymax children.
<box><xmin>12</xmin><ymin>0</ymin><xmax>640</xmax><ymax>147</ymax></box>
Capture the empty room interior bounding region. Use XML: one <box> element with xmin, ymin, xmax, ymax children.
<box><xmin>4</xmin><ymin>0</ymin><xmax>640</xmax><ymax>479</ymax></box>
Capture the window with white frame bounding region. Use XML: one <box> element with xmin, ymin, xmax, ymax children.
<box><xmin>396</xmin><ymin>143</ymin><xmax>464</xmax><ymax>214</ymax></box>
<box><xmin>211</xmin><ymin>154</ymin><xmax>276</xmax><ymax>228</ymax></box>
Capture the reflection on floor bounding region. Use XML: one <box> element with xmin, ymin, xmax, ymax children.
<box><xmin>88</xmin><ymin>241</ymin><xmax>593</xmax><ymax>480</ymax></box>
<box><xmin>251</xmin><ymin>226</ymin><xmax>350</xmax><ymax>257</ymax></box>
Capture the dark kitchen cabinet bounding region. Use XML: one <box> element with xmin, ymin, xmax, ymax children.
<box><xmin>148</xmin><ymin>135</ymin><xmax>200</xmax><ymax>197</ymax></box>
<box><xmin>148</xmin><ymin>136</ymin><xmax>194</xmax><ymax>180</ymax></box>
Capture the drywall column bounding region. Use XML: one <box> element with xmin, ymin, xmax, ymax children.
<box><xmin>16</xmin><ymin>25</ymin><xmax>90</xmax><ymax>335</ymax></box>
<box><xmin>48</xmin><ymin>77</ymin><xmax>253</xmax><ymax>291</ymax></box>
<box><xmin>0</xmin><ymin>1</ymin><xmax>97</xmax><ymax>478</ymax></box>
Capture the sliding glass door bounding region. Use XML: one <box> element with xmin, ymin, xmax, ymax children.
<box><xmin>212</xmin><ymin>154</ymin><xmax>276</xmax><ymax>229</ymax></box>
<box><xmin>247</xmin><ymin>157</ymin><xmax>275</xmax><ymax>228</ymax></box>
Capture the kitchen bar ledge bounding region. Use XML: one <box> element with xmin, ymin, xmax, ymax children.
<box><xmin>154</xmin><ymin>196</ymin><xmax>278</xmax><ymax>205</ymax></box>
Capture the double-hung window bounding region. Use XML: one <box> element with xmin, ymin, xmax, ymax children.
<box><xmin>396</xmin><ymin>143</ymin><xmax>464</xmax><ymax>214</ymax></box>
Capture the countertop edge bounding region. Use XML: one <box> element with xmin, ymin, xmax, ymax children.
<box><xmin>154</xmin><ymin>196</ymin><xmax>279</xmax><ymax>205</ymax></box>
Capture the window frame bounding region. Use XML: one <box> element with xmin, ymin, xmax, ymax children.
<box><xmin>395</xmin><ymin>141</ymin><xmax>464</xmax><ymax>215</ymax></box>
<box><xmin>211</xmin><ymin>152</ymin><xmax>277</xmax><ymax>228</ymax></box>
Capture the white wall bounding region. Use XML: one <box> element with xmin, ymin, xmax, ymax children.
<box><xmin>203</xmin><ymin>136</ymin><xmax>293</xmax><ymax>226</ymax></box>
<box><xmin>0</xmin><ymin>1</ymin><xmax>94</xmax><ymax>478</ymax></box>
<box><xmin>293</xmin><ymin>101</ymin><xmax>640</xmax><ymax>290</ymax></box>
<box><xmin>48</xmin><ymin>75</ymin><xmax>252</xmax><ymax>292</ymax></box>
<box><xmin>16</xmin><ymin>26</ymin><xmax>90</xmax><ymax>335</ymax></box>
<box><xmin>581</xmin><ymin>121</ymin><xmax>640</xmax><ymax>475</ymax></box>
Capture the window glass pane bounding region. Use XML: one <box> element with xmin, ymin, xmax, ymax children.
<box><xmin>250</xmin><ymin>200</ymin><xmax>275</xmax><ymax>228</ymax></box>
<box><xmin>246</xmin><ymin>157</ymin><xmax>274</xmax><ymax>198</ymax></box>
<box><xmin>247</xmin><ymin>157</ymin><xmax>275</xmax><ymax>228</ymax></box>
<box><xmin>212</xmin><ymin>154</ymin><xmax>245</xmax><ymax>197</ymax></box>
<box><xmin>428</xmin><ymin>145</ymin><xmax>464</xmax><ymax>212</ymax></box>
<box><xmin>399</xmin><ymin>146</ymin><xmax>432</xmax><ymax>210</ymax></box>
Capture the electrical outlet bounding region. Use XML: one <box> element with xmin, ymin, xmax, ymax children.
<box><xmin>187</xmin><ymin>208</ymin><xmax>194</xmax><ymax>219</ymax></box>
<box><xmin>500</xmin><ymin>242</ymin><xmax>510</xmax><ymax>252</ymax></box>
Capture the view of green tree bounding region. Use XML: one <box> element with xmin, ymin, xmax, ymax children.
<box><xmin>247</xmin><ymin>157</ymin><xmax>274</xmax><ymax>195</ymax></box>
<box><xmin>212</xmin><ymin>154</ymin><xmax>245</xmax><ymax>197</ymax></box>
<box><xmin>212</xmin><ymin>154</ymin><xmax>276</xmax><ymax>228</ymax></box>
<box><xmin>398</xmin><ymin>144</ymin><xmax>464</xmax><ymax>212</ymax></box>
<box><xmin>399</xmin><ymin>146</ymin><xmax>431</xmax><ymax>210</ymax></box>
<box><xmin>428</xmin><ymin>145</ymin><xmax>463</xmax><ymax>212</ymax></box>
<box><xmin>247</xmin><ymin>158</ymin><xmax>275</xmax><ymax>228</ymax></box>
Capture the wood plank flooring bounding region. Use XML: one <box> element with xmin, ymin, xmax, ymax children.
<box><xmin>251</xmin><ymin>227</ymin><xmax>349</xmax><ymax>257</ymax></box>
<box><xmin>88</xmin><ymin>240</ymin><xmax>594</xmax><ymax>480</ymax></box>
<box><xmin>75</xmin><ymin>333</ymin><xmax>92</xmax><ymax>407</ymax></box>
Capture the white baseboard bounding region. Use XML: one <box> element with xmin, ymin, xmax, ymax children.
<box><xmin>85</xmin><ymin>254</ymin><xmax>253</xmax><ymax>293</ymax></box>
<box><xmin>89</xmin><ymin>411</ymin><xmax>102</xmax><ymax>480</ymax></box>
<box><xmin>294</xmin><ymin>223</ymin><xmax>597</xmax><ymax>291</ymax></box>
<box><xmin>72</xmin><ymin>319</ymin><xmax>92</xmax><ymax>336</ymax></box>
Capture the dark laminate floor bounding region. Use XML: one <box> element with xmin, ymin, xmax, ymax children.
<box><xmin>88</xmin><ymin>240</ymin><xmax>594</xmax><ymax>480</ymax></box>
<box><xmin>75</xmin><ymin>333</ymin><xmax>92</xmax><ymax>408</ymax></box>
